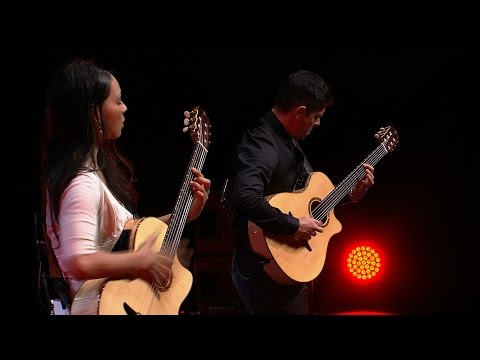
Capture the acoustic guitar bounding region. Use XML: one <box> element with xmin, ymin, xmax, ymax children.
<box><xmin>71</xmin><ymin>106</ymin><xmax>211</xmax><ymax>315</ymax></box>
<box><xmin>248</xmin><ymin>126</ymin><xmax>399</xmax><ymax>285</ymax></box>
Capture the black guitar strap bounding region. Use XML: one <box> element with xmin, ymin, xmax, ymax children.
<box><xmin>35</xmin><ymin>213</ymin><xmax>72</xmax><ymax>309</ymax></box>
<box><xmin>292</xmin><ymin>138</ymin><xmax>313</xmax><ymax>173</ymax></box>
<box><xmin>292</xmin><ymin>139</ymin><xmax>313</xmax><ymax>190</ymax></box>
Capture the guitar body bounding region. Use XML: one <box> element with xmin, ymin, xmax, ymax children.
<box><xmin>248</xmin><ymin>172</ymin><xmax>342</xmax><ymax>285</ymax></box>
<box><xmin>71</xmin><ymin>217</ymin><xmax>193</xmax><ymax>315</ymax></box>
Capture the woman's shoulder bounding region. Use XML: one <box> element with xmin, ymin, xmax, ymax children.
<box><xmin>60</xmin><ymin>172</ymin><xmax>104</xmax><ymax>211</ymax></box>
<box><xmin>67</xmin><ymin>171</ymin><xmax>102</xmax><ymax>193</ymax></box>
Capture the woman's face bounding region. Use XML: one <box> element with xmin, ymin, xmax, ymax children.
<box><xmin>101</xmin><ymin>75</ymin><xmax>127</xmax><ymax>139</ymax></box>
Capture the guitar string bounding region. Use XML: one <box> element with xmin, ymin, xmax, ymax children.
<box><xmin>311</xmin><ymin>143</ymin><xmax>388</xmax><ymax>221</ymax></box>
<box><xmin>321</xmin><ymin>130</ymin><xmax>397</xmax><ymax>215</ymax></box>
<box><xmin>163</xmin><ymin>114</ymin><xmax>209</xmax><ymax>260</ymax></box>
<box><xmin>164</xmin><ymin>143</ymin><xmax>207</xmax><ymax>259</ymax></box>
<box><xmin>160</xmin><ymin>143</ymin><xmax>198</xmax><ymax>258</ymax></box>
<box><xmin>312</xmin><ymin>144</ymin><xmax>385</xmax><ymax>220</ymax></box>
<box><xmin>143</xmin><ymin>144</ymin><xmax>201</xmax><ymax>313</ymax></box>
<box><xmin>144</xmin><ymin>142</ymin><xmax>207</xmax><ymax>313</ymax></box>
<box><xmin>312</xmin><ymin>143</ymin><xmax>386</xmax><ymax>220</ymax></box>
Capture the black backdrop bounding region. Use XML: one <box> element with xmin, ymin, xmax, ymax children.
<box><xmin>7</xmin><ymin>44</ymin><xmax>477</xmax><ymax>315</ymax></box>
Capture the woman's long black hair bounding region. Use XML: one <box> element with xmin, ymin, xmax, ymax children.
<box><xmin>41</xmin><ymin>59</ymin><xmax>138</xmax><ymax>239</ymax></box>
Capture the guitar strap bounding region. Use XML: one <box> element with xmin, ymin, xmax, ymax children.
<box><xmin>36</xmin><ymin>213</ymin><xmax>72</xmax><ymax>307</ymax></box>
<box><xmin>292</xmin><ymin>139</ymin><xmax>313</xmax><ymax>190</ymax></box>
<box><xmin>35</xmin><ymin>212</ymin><xmax>64</xmax><ymax>279</ymax></box>
<box><xmin>44</xmin><ymin>232</ymin><xmax>64</xmax><ymax>279</ymax></box>
<box><xmin>292</xmin><ymin>139</ymin><xmax>313</xmax><ymax>173</ymax></box>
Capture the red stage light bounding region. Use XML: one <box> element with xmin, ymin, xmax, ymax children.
<box><xmin>347</xmin><ymin>245</ymin><xmax>381</xmax><ymax>281</ymax></box>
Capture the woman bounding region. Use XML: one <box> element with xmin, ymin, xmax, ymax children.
<box><xmin>41</xmin><ymin>59</ymin><xmax>210</xmax><ymax>314</ymax></box>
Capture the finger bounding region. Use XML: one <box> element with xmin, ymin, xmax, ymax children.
<box><xmin>190</xmin><ymin>181</ymin><xmax>205</xmax><ymax>193</ymax></box>
<box><xmin>198</xmin><ymin>177</ymin><xmax>211</xmax><ymax>192</ymax></box>
<box><xmin>160</xmin><ymin>257</ymin><xmax>174</xmax><ymax>269</ymax></box>
<box><xmin>362</xmin><ymin>171</ymin><xmax>373</xmax><ymax>181</ymax></box>
<box><xmin>191</xmin><ymin>178</ymin><xmax>210</xmax><ymax>195</ymax></box>
<box><xmin>192</xmin><ymin>176</ymin><xmax>207</xmax><ymax>186</ymax></box>
<box><xmin>363</xmin><ymin>163</ymin><xmax>374</xmax><ymax>172</ymax></box>
<box><xmin>155</xmin><ymin>272</ymin><xmax>170</xmax><ymax>287</ymax></box>
<box><xmin>193</xmin><ymin>174</ymin><xmax>210</xmax><ymax>190</ymax></box>
<box><xmin>191</xmin><ymin>167</ymin><xmax>202</xmax><ymax>176</ymax></box>
<box><xmin>202</xmin><ymin>180</ymin><xmax>211</xmax><ymax>194</ymax></box>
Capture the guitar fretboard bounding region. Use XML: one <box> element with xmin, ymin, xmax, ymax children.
<box><xmin>313</xmin><ymin>142</ymin><xmax>389</xmax><ymax>221</ymax></box>
<box><xmin>160</xmin><ymin>142</ymin><xmax>208</xmax><ymax>258</ymax></box>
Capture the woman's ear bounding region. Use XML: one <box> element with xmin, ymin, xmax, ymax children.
<box><xmin>91</xmin><ymin>104</ymin><xmax>101</xmax><ymax>122</ymax></box>
<box><xmin>91</xmin><ymin>104</ymin><xmax>103</xmax><ymax>134</ymax></box>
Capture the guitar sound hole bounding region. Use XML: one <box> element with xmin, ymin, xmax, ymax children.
<box><xmin>310</xmin><ymin>199</ymin><xmax>328</xmax><ymax>225</ymax></box>
<box><xmin>112</xmin><ymin>229</ymin><xmax>132</xmax><ymax>252</ymax></box>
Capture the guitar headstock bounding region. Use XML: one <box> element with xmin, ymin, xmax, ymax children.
<box><xmin>184</xmin><ymin>106</ymin><xmax>211</xmax><ymax>149</ymax></box>
<box><xmin>375</xmin><ymin>126</ymin><xmax>399</xmax><ymax>153</ymax></box>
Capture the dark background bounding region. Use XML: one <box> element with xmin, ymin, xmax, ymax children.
<box><xmin>7</xmin><ymin>44</ymin><xmax>477</xmax><ymax>315</ymax></box>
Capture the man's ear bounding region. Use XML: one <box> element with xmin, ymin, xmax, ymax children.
<box><xmin>294</xmin><ymin>105</ymin><xmax>307</xmax><ymax>119</ymax></box>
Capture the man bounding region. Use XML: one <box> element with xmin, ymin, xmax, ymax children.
<box><xmin>228</xmin><ymin>70</ymin><xmax>374</xmax><ymax>314</ymax></box>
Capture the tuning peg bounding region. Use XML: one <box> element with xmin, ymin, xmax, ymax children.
<box><xmin>183</xmin><ymin>118</ymin><xmax>190</xmax><ymax>126</ymax></box>
<box><xmin>182</xmin><ymin>127</ymin><xmax>189</xmax><ymax>133</ymax></box>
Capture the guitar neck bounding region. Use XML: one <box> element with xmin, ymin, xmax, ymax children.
<box><xmin>315</xmin><ymin>143</ymin><xmax>389</xmax><ymax>220</ymax></box>
<box><xmin>160</xmin><ymin>142</ymin><xmax>208</xmax><ymax>258</ymax></box>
